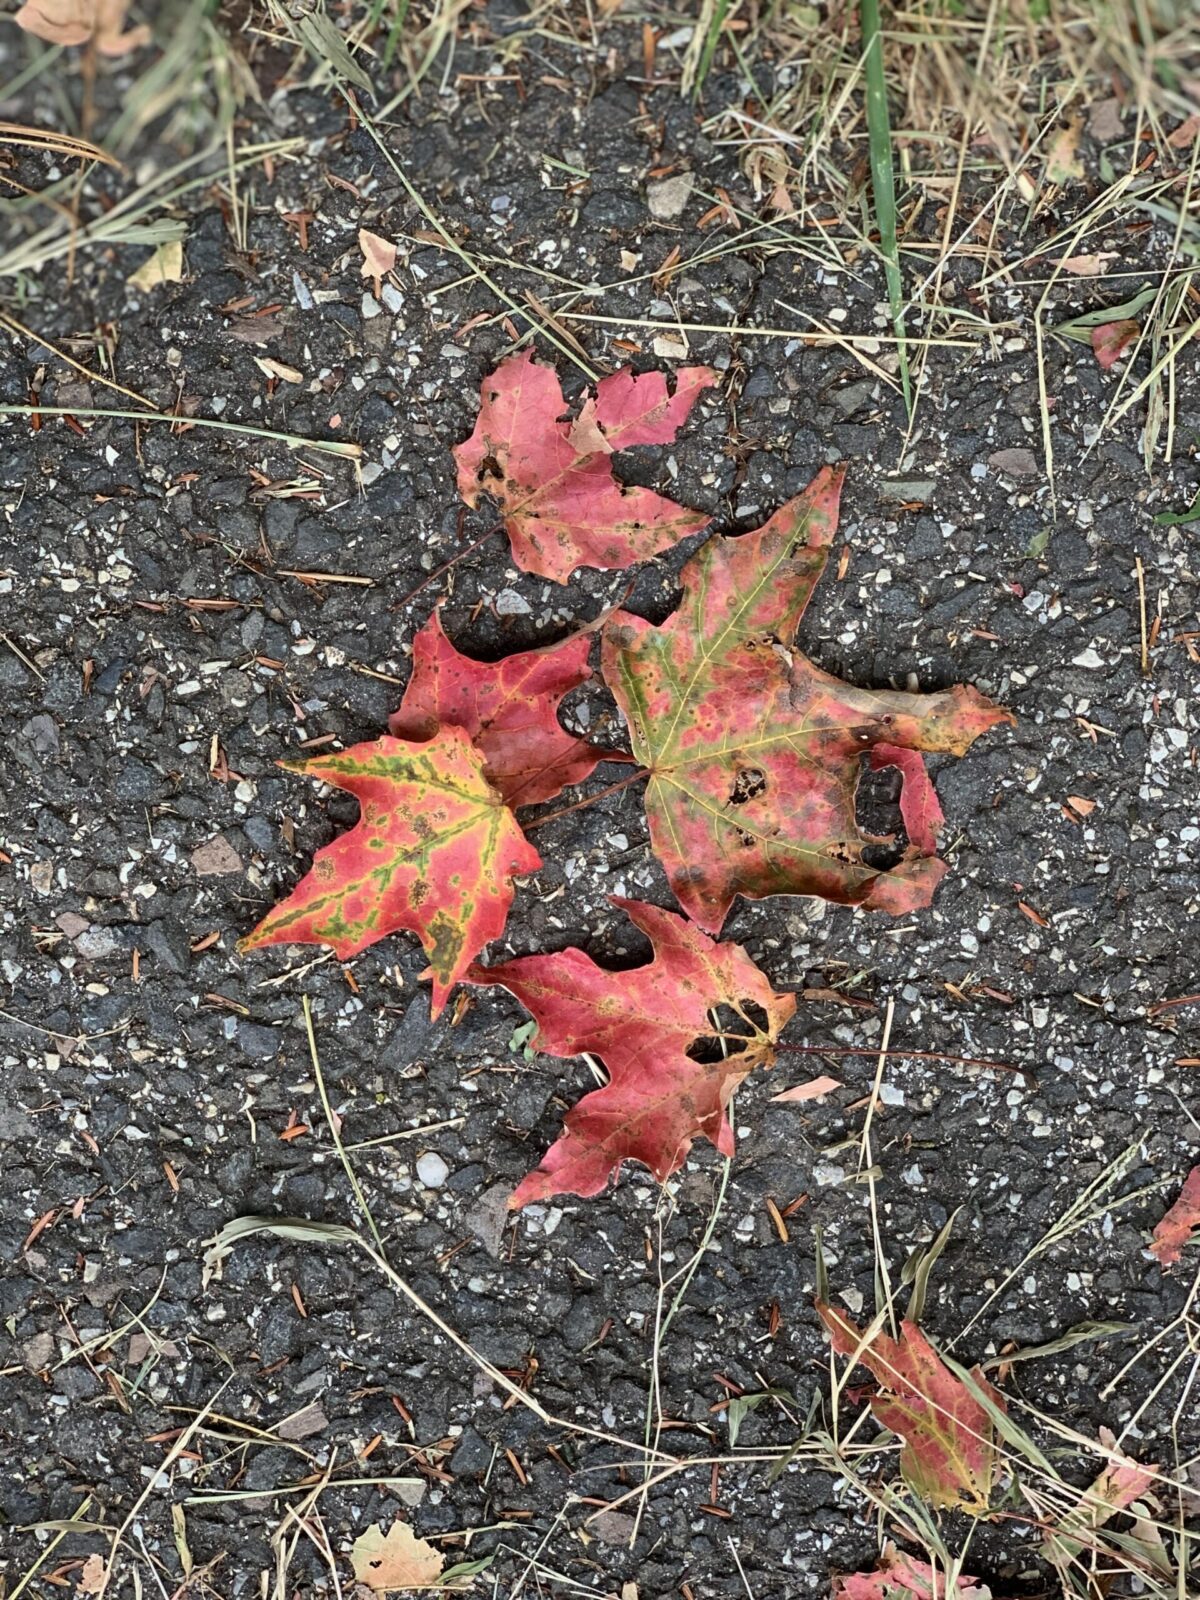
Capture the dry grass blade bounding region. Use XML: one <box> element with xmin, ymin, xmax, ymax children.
<box><xmin>202</xmin><ymin>1215</ymin><xmax>676</xmax><ymax>1463</ymax></box>
<box><xmin>0</xmin><ymin>120</ymin><xmax>118</xmax><ymax>165</ymax></box>
<box><xmin>0</xmin><ymin>403</ymin><xmax>362</xmax><ymax>461</ymax></box>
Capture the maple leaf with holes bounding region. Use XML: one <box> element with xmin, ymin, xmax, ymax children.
<box><xmin>388</xmin><ymin>609</ymin><xmax>623</xmax><ymax>808</ymax></box>
<box><xmin>833</xmin><ymin>1547</ymin><xmax>992</xmax><ymax>1600</ymax></box>
<box><xmin>1150</xmin><ymin>1164</ymin><xmax>1200</xmax><ymax>1267</ymax></box>
<box><xmin>818</xmin><ymin>1303</ymin><xmax>1006</xmax><ymax>1515</ymax></box>
<box><xmin>349</xmin><ymin>1520</ymin><xmax>443</xmax><ymax>1592</ymax></box>
<box><xmin>468</xmin><ymin>897</ymin><xmax>795</xmax><ymax>1206</ymax></box>
<box><xmin>602</xmin><ymin>467</ymin><xmax>1012</xmax><ymax>932</ymax></box>
<box><xmin>240</xmin><ymin>728</ymin><xmax>540</xmax><ymax>1015</ymax></box>
<box><xmin>454</xmin><ymin>350</ymin><xmax>716</xmax><ymax>582</ymax></box>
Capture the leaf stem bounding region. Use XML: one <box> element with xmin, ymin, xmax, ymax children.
<box><xmin>524</xmin><ymin>767</ymin><xmax>649</xmax><ymax>829</ymax></box>
<box><xmin>389</xmin><ymin>523</ymin><xmax>503</xmax><ymax>612</ymax></box>
<box><xmin>775</xmin><ymin>1040</ymin><xmax>1032</xmax><ymax>1082</ymax></box>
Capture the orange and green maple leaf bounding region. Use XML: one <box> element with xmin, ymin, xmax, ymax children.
<box><xmin>240</xmin><ymin>728</ymin><xmax>540</xmax><ymax>1015</ymax></box>
<box><xmin>454</xmin><ymin>350</ymin><xmax>715</xmax><ymax>582</ymax></box>
<box><xmin>602</xmin><ymin>466</ymin><xmax>1013</xmax><ymax>933</ymax></box>
<box><xmin>819</xmin><ymin>1303</ymin><xmax>1005</xmax><ymax>1515</ymax></box>
<box><xmin>468</xmin><ymin>897</ymin><xmax>795</xmax><ymax>1207</ymax></box>
<box><xmin>388</xmin><ymin>609</ymin><xmax>621</xmax><ymax>808</ymax></box>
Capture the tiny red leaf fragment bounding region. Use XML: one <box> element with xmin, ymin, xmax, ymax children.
<box><xmin>468</xmin><ymin>898</ymin><xmax>795</xmax><ymax>1206</ymax></box>
<box><xmin>454</xmin><ymin>350</ymin><xmax>715</xmax><ymax>582</ymax></box>
<box><xmin>240</xmin><ymin>728</ymin><xmax>541</xmax><ymax>1015</ymax></box>
<box><xmin>603</xmin><ymin>467</ymin><xmax>1012</xmax><ymax>932</ymax></box>
<box><xmin>833</xmin><ymin>1547</ymin><xmax>992</xmax><ymax>1600</ymax></box>
<box><xmin>818</xmin><ymin>1303</ymin><xmax>1005</xmax><ymax>1514</ymax></box>
<box><xmin>1091</xmin><ymin>319</ymin><xmax>1139</xmax><ymax>369</ymax></box>
<box><xmin>388</xmin><ymin>610</ymin><xmax>620</xmax><ymax>808</ymax></box>
<box><xmin>1149</xmin><ymin>1164</ymin><xmax>1200</xmax><ymax>1267</ymax></box>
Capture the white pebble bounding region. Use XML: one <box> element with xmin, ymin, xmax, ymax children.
<box><xmin>416</xmin><ymin>1151</ymin><xmax>449</xmax><ymax>1188</ymax></box>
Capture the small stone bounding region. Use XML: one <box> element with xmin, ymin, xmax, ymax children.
<box><xmin>879</xmin><ymin>478</ymin><xmax>935</xmax><ymax>504</ymax></box>
<box><xmin>646</xmin><ymin>171</ymin><xmax>693</xmax><ymax>221</ymax></box>
<box><xmin>21</xmin><ymin>714</ymin><xmax>60</xmax><ymax>757</ymax></box>
<box><xmin>237</xmin><ymin>1021</ymin><xmax>280</xmax><ymax>1060</ymax></box>
<box><xmin>56</xmin><ymin>911</ymin><xmax>90</xmax><ymax>940</ymax></box>
<box><xmin>465</xmin><ymin>1182</ymin><xmax>511</xmax><ymax>1257</ymax></box>
<box><xmin>833</xmin><ymin>379</ymin><xmax>875</xmax><ymax>417</ymax></box>
<box><xmin>1072</xmin><ymin>646</ymin><xmax>1106</xmax><ymax>669</ymax></box>
<box><xmin>192</xmin><ymin>834</ymin><xmax>243</xmax><ymax>875</ymax></box>
<box><xmin>143</xmin><ymin>917</ymin><xmax>191</xmax><ymax>974</ymax></box>
<box><xmin>988</xmin><ymin>447</ymin><xmax>1039</xmax><ymax>478</ymax></box>
<box><xmin>276</xmin><ymin>1402</ymin><xmax>328</xmax><ymax>1441</ymax></box>
<box><xmin>494</xmin><ymin>588</ymin><xmax>531</xmax><ymax>616</ymax></box>
<box><xmin>22</xmin><ymin>1332</ymin><xmax>54</xmax><ymax>1372</ymax></box>
<box><xmin>75</xmin><ymin>926</ymin><xmax>120</xmax><ymax>960</ymax></box>
<box><xmin>591</xmin><ymin>1509</ymin><xmax>638</xmax><ymax>1546</ymax></box>
<box><xmin>0</xmin><ymin>1107</ymin><xmax>37</xmax><ymax>1142</ymax></box>
<box><xmin>416</xmin><ymin>1151</ymin><xmax>449</xmax><ymax>1188</ymax></box>
<box><xmin>1087</xmin><ymin>96</ymin><xmax>1124</xmax><ymax>143</ymax></box>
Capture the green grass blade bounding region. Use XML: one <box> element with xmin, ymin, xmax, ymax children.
<box><xmin>694</xmin><ymin>0</ymin><xmax>732</xmax><ymax>100</ymax></box>
<box><xmin>859</xmin><ymin>0</ymin><xmax>910</xmax><ymax>414</ymax></box>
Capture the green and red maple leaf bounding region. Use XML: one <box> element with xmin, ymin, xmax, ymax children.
<box><xmin>818</xmin><ymin>1302</ymin><xmax>1006</xmax><ymax>1515</ymax></box>
<box><xmin>603</xmin><ymin>465</ymin><xmax>1012</xmax><ymax>930</ymax></box>
<box><xmin>832</xmin><ymin>1548</ymin><xmax>992</xmax><ymax>1600</ymax></box>
<box><xmin>241</xmin><ymin>610</ymin><xmax>612</xmax><ymax>1013</ymax></box>
<box><xmin>239</xmin><ymin>727</ymin><xmax>541</xmax><ymax>1016</ymax></box>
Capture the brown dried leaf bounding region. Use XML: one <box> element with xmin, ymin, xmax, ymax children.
<box><xmin>349</xmin><ymin>1520</ymin><xmax>443</xmax><ymax>1591</ymax></box>
<box><xmin>14</xmin><ymin>0</ymin><xmax>150</xmax><ymax>55</ymax></box>
<box><xmin>771</xmin><ymin>1075</ymin><xmax>842</xmax><ymax>1102</ymax></box>
<box><xmin>127</xmin><ymin>240</ymin><xmax>184</xmax><ymax>292</ymax></box>
<box><xmin>78</xmin><ymin>1554</ymin><xmax>109</xmax><ymax>1594</ymax></box>
<box><xmin>359</xmin><ymin>229</ymin><xmax>397</xmax><ymax>296</ymax></box>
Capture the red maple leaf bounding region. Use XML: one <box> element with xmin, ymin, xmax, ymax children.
<box><xmin>454</xmin><ymin>350</ymin><xmax>716</xmax><ymax>582</ymax></box>
<box><xmin>1149</xmin><ymin>1164</ymin><xmax>1200</xmax><ymax>1267</ymax></box>
<box><xmin>240</xmin><ymin>728</ymin><xmax>540</xmax><ymax>1015</ymax></box>
<box><xmin>818</xmin><ymin>1303</ymin><xmax>1006</xmax><ymax>1515</ymax></box>
<box><xmin>388</xmin><ymin>609</ymin><xmax>621</xmax><ymax>808</ymax></box>
<box><xmin>468</xmin><ymin>897</ymin><xmax>795</xmax><ymax>1206</ymax></box>
<box><xmin>603</xmin><ymin>466</ymin><xmax>1012</xmax><ymax>932</ymax></box>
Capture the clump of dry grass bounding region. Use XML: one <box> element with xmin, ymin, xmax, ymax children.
<box><xmin>714</xmin><ymin>1</ymin><xmax>1198</xmax><ymax>195</ymax></box>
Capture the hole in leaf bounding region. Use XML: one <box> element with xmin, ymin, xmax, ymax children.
<box><xmin>855</xmin><ymin>757</ymin><xmax>904</xmax><ymax>842</ymax></box>
<box><xmin>477</xmin><ymin>453</ymin><xmax>503</xmax><ymax>485</ymax></box>
<box><xmin>685</xmin><ymin>1000</ymin><xmax>770</xmax><ymax>1064</ymax></box>
<box><xmin>728</xmin><ymin>766</ymin><xmax>767</xmax><ymax>806</ymax></box>
<box><xmin>862</xmin><ymin>840</ymin><xmax>905</xmax><ymax>871</ymax></box>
